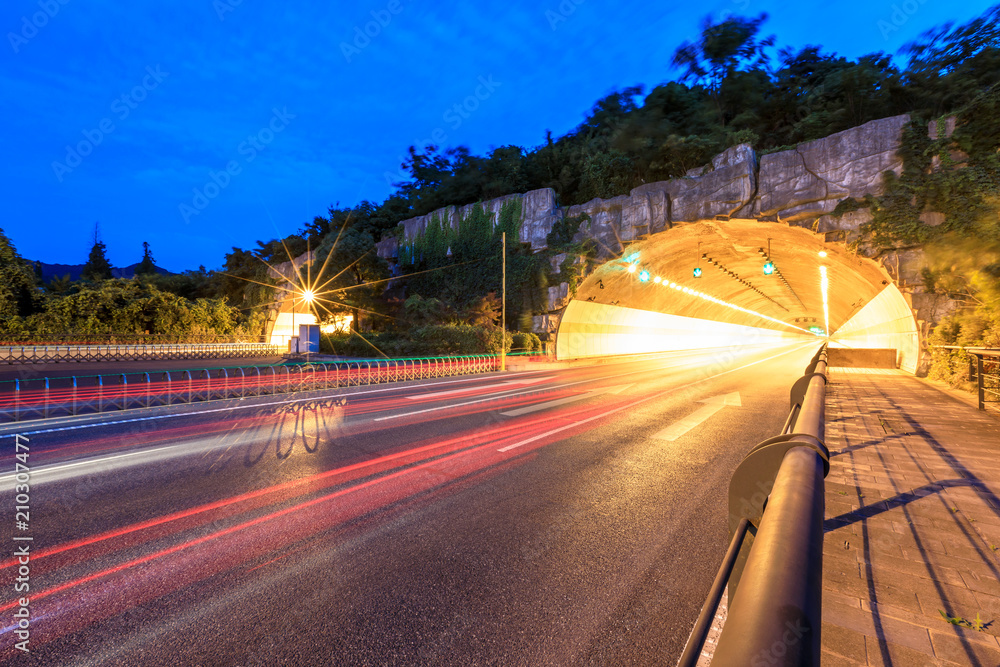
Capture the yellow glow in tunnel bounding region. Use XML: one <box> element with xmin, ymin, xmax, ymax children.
<box><xmin>555</xmin><ymin>300</ymin><xmax>810</xmax><ymax>360</ymax></box>
<box><xmin>830</xmin><ymin>283</ymin><xmax>919</xmax><ymax>373</ymax></box>
<box><xmin>558</xmin><ymin>220</ymin><xmax>923</xmax><ymax>371</ymax></box>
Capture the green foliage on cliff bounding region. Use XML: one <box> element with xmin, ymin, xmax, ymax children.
<box><xmin>398</xmin><ymin>200</ymin><xmax>547</xmax><ymax>329</ymax></box>
<box><xmin>858</xmin><ymin>82</ymin><xmax>1000</xmax><ymax>250</ymax></box>
<box><xmin>869</xmin><ymin>84</ymin><xmax>1000</xmax><ymax>385</ymax></box>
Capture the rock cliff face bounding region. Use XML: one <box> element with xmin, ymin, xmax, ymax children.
<box><xmin>384</xmin><ymin>114</ymin><xmax>911</xmax><ymax>261</ymax></box>
<box><xmin>379</xmin><ymin>114</ymin><xmax>937</xmax><ymax>334</ymax></box>
<box><xmin>397</xmin><ymin>189</ymin><xmax>561</xmax><ymax>250</ymax></box>
<box><xmin>750</xmin><ymin>114</ymin><xmax>908</xmax><ymax>222</ymax></box>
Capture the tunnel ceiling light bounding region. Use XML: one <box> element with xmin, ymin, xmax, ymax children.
<box><xmin>819</xmin><ymin>265</ymin><xmax>830</xmax><ymax>338</ymax></box>
<box><xmin>763</xmin><ymin>261</ymin><xmax>775</xmax><ymax>275</ymax></box>
<box><xmin>657</xmin><ymin>277</ymin><xmax>814</xmax><ymax>335</ymax></box>
<box><xmin>627</xmin><ymin>264</ymin><xmax>637</xmax><ymax>273</ymax></box>
<box><xmin>638</xmin><ymin>269</ymin><xmax>650</xmax><ymax>282</ymax></box>
<box><xmin>653</xmin><ymin>276</ymin><xmax>662</xmax><ymax>283</ymax></box>
<box><xmin>693</xmin><ymin>267</ymin><xmax>702</xmax><ymax>278</ymax></box>
<box><xmin>818</xmin><ymin>250</ymin><xmax>828</xmax><ymax>258</ymax></box>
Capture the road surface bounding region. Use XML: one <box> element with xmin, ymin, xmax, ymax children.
<box><xmin>0</xmin><ymin>341</ymin><xmax>818</xmax><ymax>665</ymax></box>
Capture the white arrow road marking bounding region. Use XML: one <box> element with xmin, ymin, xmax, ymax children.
<box><xmin>652</xmin><ymin>392</ymin><xmax>742</xmax><ymax>441</ymax></box>
<box><xmin>500</xmin><ymin>384</ymin><xmax>634</xmax><ymax>417</ymax></box>
<box><xmin>406</xmin><ymin>377</ymin><xmax>554</xmax><ymax>400</ymax></box>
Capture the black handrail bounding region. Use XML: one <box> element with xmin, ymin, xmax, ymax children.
<box><xmin>676</xmin><ymin>518</ymin><xmax>750</xmax><ymax>666</ymax></box>
<box><xmin>932</xmin><ymin>345</ymin><xmax>1000</xmax><ymax>411</ymax></box>
<box><xmin>678</xmin><ymin>345</ymin><xmax>829</xmax><ymax>667</ymax></box>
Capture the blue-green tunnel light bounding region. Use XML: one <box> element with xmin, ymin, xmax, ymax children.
<box><xmin>638</xmin><ymin>270</ymin><xmax>650</xmax><ymax>282</ymax></box>
<box><xmin>763</xmin><ymin>261</ymin><xmax>775</xmax><ymax>275</ymax></box>
<box><xmin>693</xmin><ymin>267</ymin><xmax>703</xmax><ymax>278</ymax></box>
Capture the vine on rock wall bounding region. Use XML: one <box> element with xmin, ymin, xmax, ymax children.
<box><xmin>399</xmin><ymin>200</ymin><xmax>549</xmax><ymax>331</ymax></box>
<box><xmin>857</xmin><ymin>85</ymin><xmax>1000</xmax><ymax>385</ymax></box>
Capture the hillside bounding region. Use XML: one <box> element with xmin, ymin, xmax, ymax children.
<box><xmin>28</xmin><ymin>260</ymin><xmax>174</xmax><ymax>282</ymax></box>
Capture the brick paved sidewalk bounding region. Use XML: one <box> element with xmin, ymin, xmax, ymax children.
<box><xmin>821</xmin><ymin>368</ymin><xmax>1000</xmax><ymax>666</ymax></box>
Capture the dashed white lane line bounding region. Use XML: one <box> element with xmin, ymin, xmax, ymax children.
<box><xmin>405</xmin><ymin>376</ymin><xmax>554</xmax><ymax>400</ymax></box>
<box><xmin>498</xmin><ymin>343</ymin><xmax>815</xmax><ymax>453</ymax></box>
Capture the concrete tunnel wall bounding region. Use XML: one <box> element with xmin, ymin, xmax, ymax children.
<box><xmin>829</xmin><ymin>283</ymin><xmax>920</xmax><ymax>374</ymax></box>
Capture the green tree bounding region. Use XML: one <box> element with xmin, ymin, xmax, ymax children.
<box><xmin>219</xmin><ymin>246</ymin><xmax>275</xmax><ymax>315</ymax></box>
<box><xmin>578</xmin><ymin>150</ymin><xmax>637</xmax><ymax>201</ymax></box>
<box><xmin>0</xmin><ymin>227</ymin><xmax>42</xmax><ymax>321</ymax></box>
<box><xmin>135</xmin><ymin>241</ymin><xmax>157</xmax><ymax>275</ymax></box>
<box><xmin>81</xmin><ymin>224</ymin><xmax>113</xmax><ymax>282</ymax></box>
<box><xmin>47</xmin><ymin>273</ymin><xmax>74</xmax><ymax>296</ymax></box>
<box><xmin>314</xmin><ymin>225</ymin><xmax>389</xmax><ymax>331</ymax></box>
<box><xmin>901</xmin><ymin>5</ymin><xmax>1000</xmax><ymax>117</ymax></box>
<box><xmin>671</xmin><ymin>13</ymin><xmax>774</xmax><ymax>126</ymax></box>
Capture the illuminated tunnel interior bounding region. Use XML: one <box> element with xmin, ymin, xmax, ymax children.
<box><xmin>555</xmin><ymin>220</ymin><xmax>920</xmax><ymax>373</ymax></box>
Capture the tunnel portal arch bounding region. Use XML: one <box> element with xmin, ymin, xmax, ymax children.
<box><xmin>555</xmin><ymin>220</ymin><xmax>920</xmax><ymax>373</ymax></box>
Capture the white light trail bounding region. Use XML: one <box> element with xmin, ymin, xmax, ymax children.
<box><xmin>657</xmin><ymin>277</ymin><xmax>815</xmax><ymax>335</ymax></box>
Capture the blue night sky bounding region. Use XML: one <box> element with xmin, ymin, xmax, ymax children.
<box><xmin>3</xmin><ymin>0</ymin><xmax>994</xmax><ymax>272</ymax></box>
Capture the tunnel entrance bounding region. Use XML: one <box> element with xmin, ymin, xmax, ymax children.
<box><xmin>554</xmin><ymin>220</ymin><xmax>920</xmax><ymax>373</ymax></box>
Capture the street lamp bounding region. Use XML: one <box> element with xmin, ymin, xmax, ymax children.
<box><xmin>292</xmin><ymin>288</ymin><xmax>316</xmax><ymax>354</ymax></box>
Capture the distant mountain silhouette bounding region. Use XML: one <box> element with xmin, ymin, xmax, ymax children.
<box><xmin>29</xmin><ymin>260</ymin><xmax>174</xmax><ymax>282</ymax></box>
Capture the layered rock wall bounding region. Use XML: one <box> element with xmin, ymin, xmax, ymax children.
<box><xmin>379</xmin><ymin>114</ymin><xmax>944</xmax><ymax>336</ymax></box>
<box><xmin>384</xmin><ymin>115</ymin><xmax>912</xmax><ymax>261</ymax></box>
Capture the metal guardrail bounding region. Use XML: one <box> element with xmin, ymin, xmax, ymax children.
<box><xmin>679</xmin><ymin>345</ymin><xmax>829</xmax><ymax>667</ymax></box>
<box><xmin>0</xmin><ymin>343</ymin><xmax>284</xmax><ymax>364</ymax></box>
<box><xmin>0</xmin><ymin>354</ymin><xmax>499</xmax><ymax>423</ymax></box>
<box><xmin>932</xmin><ymin>346</ymin><xmax>1000</xmax><ymax>411</ymax></box>
<box><xmin>0</xmin><ymin>334</ymin><xmax>269</xmax><ymax>345</ymax></box>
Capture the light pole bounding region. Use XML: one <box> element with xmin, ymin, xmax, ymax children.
<box><xmin>501</xmin><ymin>232</ymin><xmax>506</xmax><ymax>372</ymax></box>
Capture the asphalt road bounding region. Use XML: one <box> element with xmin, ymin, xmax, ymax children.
<box><xmin>0</xmin><ymin>341</ymin><xmax>819</xmax><ymax>666</ymax></box>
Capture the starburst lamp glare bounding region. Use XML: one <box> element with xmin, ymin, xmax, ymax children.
<box><xmin>302</xmin><ymin>289</ymin><xmax>315</xmax><ymax>303</ymax></box>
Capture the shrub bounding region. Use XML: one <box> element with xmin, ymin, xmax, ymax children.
<box><xmin>319</xmin><ymin>324</ymin><xmax>514</xmax><ymax>357</ymax></box>
<box><xmin>511</xmin><ymin>331</ymin><xmax>542</xmax><ymax>352</ymax></box>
